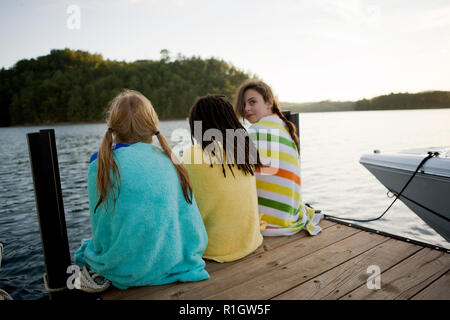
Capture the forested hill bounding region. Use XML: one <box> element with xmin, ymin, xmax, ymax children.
<box><xmin>0</xmin><ymin>49</ymin><xmax>250</xmax><ymax>126</ymax></box>
<box><xmin>1</xmin><ymin>49</ymin><xmax>449</xmax><ymax>127</ymax></box>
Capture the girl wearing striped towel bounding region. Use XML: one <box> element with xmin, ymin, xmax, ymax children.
<box><xmin>235</xmin><ymin>80</ymin><xmax>323</xmax><ymax>236</ymax></box>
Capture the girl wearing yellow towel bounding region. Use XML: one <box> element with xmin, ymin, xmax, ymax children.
<box><xmin>235</xmin><ymin>80</ymin><xmax>323</xmax><ymax>237</ymax></box>
<box><xmin>182</xmin><ymin>95</ymin><xmax>264</xmax><ymax>263</ymax></box>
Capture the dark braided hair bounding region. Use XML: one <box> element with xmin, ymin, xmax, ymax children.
<box><xmin>188</xmin><ymin>94</ymin><xmax>262</xmax><ymax>177</ymax></box>
<box><xmin>234</xmin><ymin>80</ymin><xmax>300</xmax><ymax>154</ymax></box>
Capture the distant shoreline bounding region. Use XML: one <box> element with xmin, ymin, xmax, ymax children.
<box><xmin>282</xmin><ymin>105</ymin><xmax>450</xmax><ymax>114</ymax></box>
<box><xmin>3</xmin><ymin>107</ymin><xmax>449</xmax><ymax>128</ymax></box>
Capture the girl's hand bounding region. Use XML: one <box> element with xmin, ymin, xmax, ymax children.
<box><xmin>259</xmin><ymin>213</ymin><xmax>267</xmax><ymax>232</ymax></box>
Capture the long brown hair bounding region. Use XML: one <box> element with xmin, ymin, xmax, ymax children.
<box><xmin>94</xmin><ymin>89</ymin><xmax>193</xmax><ymax>212</ymax></box>
<box><xmin>188</xmin><ymin>94</ymin><xmax>262</xmax><ymax>177</ymax></box>
<box><xmin>234</xmin><ymin>79</ymin><xmax>300</xmax><ymax>154</ymax></box>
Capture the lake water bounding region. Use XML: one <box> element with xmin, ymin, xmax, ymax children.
<box><xmin>1</xmin><ymin>108</ymin><xmax>449</xmax><ymax>300</ymax></box>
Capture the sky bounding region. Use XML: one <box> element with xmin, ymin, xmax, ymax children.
<box><xmin>0</xmin><ymin>0</ymin><xmax>449</xmax><ymax>103</ymax></box>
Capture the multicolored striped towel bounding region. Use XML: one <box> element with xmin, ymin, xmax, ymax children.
<box><xmin>248</xmin><ymin>114</ymin><xmax>323</xmax><ymax>236</ymax></box>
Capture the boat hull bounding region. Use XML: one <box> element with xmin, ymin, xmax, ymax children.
<box><xmin>360</xmin><ymin>155</ymin><xmax>450</xmax><ymax>242</ymax></box>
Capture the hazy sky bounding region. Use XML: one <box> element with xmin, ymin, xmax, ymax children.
<box><xmin>1</xmin><ymin>0</ymin><xmax>449</xmax><ymax>103</ymax></box>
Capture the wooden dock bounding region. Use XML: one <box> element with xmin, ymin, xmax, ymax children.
<box><xmin>101</xmin><ymin>219</ymin><xmax>450</xmax><ymax>300</ymax></box>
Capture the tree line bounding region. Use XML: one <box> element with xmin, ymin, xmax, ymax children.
<box><xmin>284</xmin><ymin>91</ymin><xmax>450</xmax><ymax>113</ymax></box>
<box><xmin>354</xmin><ymin>91</ymin><xmax>450</xmax><ymax>111</ymax></box>
<box><xmin>0</xmin><ymin>49</ymin><xmax>250</xmax><ymax>126</ymax></box>
<box><xmin>1</xmin><ymin>49</ymin><xmax>449</xmax><ymax>126</ymax></box>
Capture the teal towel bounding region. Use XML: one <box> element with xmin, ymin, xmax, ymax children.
<box><xmin>75</xmin><ymin>142</ymin><xmax>209</xmax><ymax>290</ymax></box>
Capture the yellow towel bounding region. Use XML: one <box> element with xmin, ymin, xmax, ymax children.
<box><xmin>182</xmin><ymin>144</ymin><xmax>263</xmax><ymax>263</ymax></box>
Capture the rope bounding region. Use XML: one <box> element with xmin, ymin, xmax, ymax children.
<box><xmin>325</xmin><ymin>151</ymin><xmax>440</xmax><ymax>223</ymax></box>
<box><xmin>43</xmin><ymin>273</ymin><xmax>67</xmax><ymax>293</ymax></box>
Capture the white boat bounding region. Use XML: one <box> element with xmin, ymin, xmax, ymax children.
<box><xmin>359</xmin><ymin>147</ymin><xmax>450</xmax><ymax>242</ymax></box>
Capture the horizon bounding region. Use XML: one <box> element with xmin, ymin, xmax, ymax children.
<box><xmin>1</xmin><ymin>0</ymin><xmax>449</xmax><ymax>103</ymax></box>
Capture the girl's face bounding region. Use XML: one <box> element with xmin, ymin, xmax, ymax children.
<box><xmin>243</xmin><ymin>89</ymin><xmax>273</xmax><ymax>123</ymax></box>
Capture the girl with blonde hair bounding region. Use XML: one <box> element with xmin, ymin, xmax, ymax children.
<box><xmin>75</xmin><ymin>89</ymin><xmax>209</xmax><ymax>290</ymax></box>
<box><xmin>235</xmin><ymin>80</ymin><xmax>323</xmax><ymax>237</ymax></box>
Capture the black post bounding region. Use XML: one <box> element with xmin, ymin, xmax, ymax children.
<box><xmin>282</xmin><ymin>110</ymin><xmax>300</xmax><ymax>141</ymax></box>
<box><xmin>26</xmin><ymin>129</ymin><xmax>72</xmax><ymax>300</ymax></box>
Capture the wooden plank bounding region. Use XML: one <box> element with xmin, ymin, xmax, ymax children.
<box><xmin>411</xmin><ymin>271</ymin><xmax>450</xmax><ymax>300</ymax></box>
<box><xmin>103</xmin><ymin>222</ymin><xmax>357</xmax><ymax>300</ymax></box>
<box><xmin>101</xmin><ymin>282</ymin><xmax>173</xmax><ymax>300</ymax></box>
<box><xmin>205</xmin><ymin>219</ymin><xmax>336</xmax><ymax>274</ymax></box>
<box><xmin>140</xmin><ymin>223</ymin><xmax>357</xmax><ymax>300</ymax></box>
<box><xmin>206</xmin><ymin>231</ymin><xmax>387</xmax><ymax>300</ymax></box>
<box><xmin>101</xmin><ymin>219</ymin><xmax>336</xmax><ymax>300</ymax></box>
<box><xmin>273</xmin><ymin>238</ymin><xmax>422</xmax><ymax>300</ymax></box>
<box><xmin>340</xmin><ymin>248</ymin><xmax>450</xmax><ymax>300</ymax></box>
